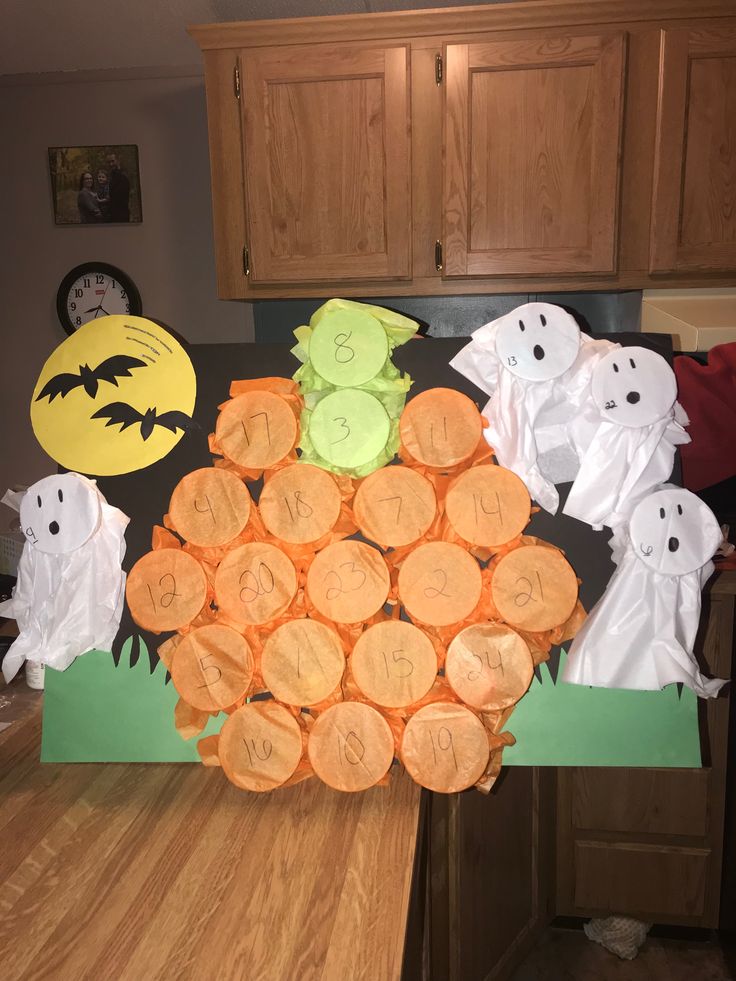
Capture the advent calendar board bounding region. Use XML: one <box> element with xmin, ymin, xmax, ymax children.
<box><xmin>41</xmin><ymin>335</ymin><xmax>700</xmax><ymax>771</ymax></box>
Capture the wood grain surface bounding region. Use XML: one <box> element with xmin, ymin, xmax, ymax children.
<box><xmin>0</xmin><ymin>708</ymin><xmax>421</xmax><ymax>981</ymax></box>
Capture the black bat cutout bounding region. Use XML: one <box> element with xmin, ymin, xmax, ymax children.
<box><xmin>91</xmin><ymin>401</ymin><xmax>196</xmax><ymax>441</ymax></box>
<box><xmin>36</xmin><ymin>355</ymin><xmax>147</xmax><ymax>403</ymax></box>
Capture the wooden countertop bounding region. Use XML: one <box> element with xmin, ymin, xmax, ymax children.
<box><xmin>0</xmin><ymin>706</ymin><xmax>421</xmax><ymax>981</ymax></box>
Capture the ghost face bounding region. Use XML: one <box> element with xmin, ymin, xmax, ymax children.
<box><xmin>592</xmin><ymin>347</ymin><xmax>677</xmax><ymax>428</ymax></box>
<box><xmin>494</xmin><ymin>303</ymin><xmax>581</xmax><ymax>382</ymax></box>
<box><xmin>629</xmin><ymin>489</ymin><xmax>722</xmax><ymax>576</ymax></box>
<box><xmin>19</xmin><ymin>473</ymin><xmax>101</xmax><ymax>554</ymax></box>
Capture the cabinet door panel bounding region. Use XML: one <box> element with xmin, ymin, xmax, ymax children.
<box><xmin>444</xmin><ymin>33</ymin><xmax>624</xmax><ymax>277</ymax></box>
<box><xmin>242</xmin><ymin>45</ymin><xmax>410</xmax><ymax>284</ymax></box>
<box><xmin>573</xmin><ymin>841</ymin><xmax>709</xmax><ymax>920</ymax></box>
<box><xmin>651</xmin><ymin>27</ymin><xmax>736</xmax><ymax>272</ymax></box>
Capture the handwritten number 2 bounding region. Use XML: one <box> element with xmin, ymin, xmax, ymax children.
<box><xmin>424</xmin><ymin>568</ymin><xmax>451</xmax><ymax>599</ymax></box>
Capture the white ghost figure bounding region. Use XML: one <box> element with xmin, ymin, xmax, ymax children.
<box><xmin>563</xmin><ymin>488</ymin><xmax>726</xmax><ymax>699</ymax></box>
<box><xmin>563</xmin><ymin>347</ymin><xmax>691</xmax><ymax>530</ymax></box>
<box><xmin>450</xmin><ymin>303</ymin><xmax>618</xmax><ymax>513</ymax></box>
<box><xmin>0</xmin><ymin>473</ymin><xmax>128</xmax><ymax>683</ymax></box>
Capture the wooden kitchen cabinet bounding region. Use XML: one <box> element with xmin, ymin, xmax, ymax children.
<box><xmin>240</xmin><ymin>43</ymin><xmax>411</xmax><ymax>285</ymax></box>
<box><xmin>650</xmin><ymin>26</ymin><xmax>736</xmax><ymax>274</ymax></box>
<box><xmin>443</xmin><ymin>33</ymin><xmax>624</xmax><ymax>277</ymax></box>
<box><xmin>555</xmin><ymin>573</ymin><xmax>735</xmax><ymax>928</ymax></box>
<box><xmin>190</xmin><ymin>1</ymin><xmax>736</xmax><ymax>299</ymax></box>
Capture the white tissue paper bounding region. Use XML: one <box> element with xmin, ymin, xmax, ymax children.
<box><xmin>450</xmin><ymin>303</ymin><xmax>618</xmax><ymax>513</ymax></box>
<box><xmin>563</xmin><ymin>488</ymin><xmax>726</xmax><ymax>698</ymax></box>
<box><xmin>563</xmin><ymin>346</ymin><xmax>691</xmax><ymax>530</ymax></box>
<box><xmin>0</xmin><ymin>472</ymin><xmax>128</xmax><ymax>683</ymax></box>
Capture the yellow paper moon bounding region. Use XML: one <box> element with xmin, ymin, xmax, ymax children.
<box><xmin>31</xmin><ymin>315</ymin><xmax>196</xmax><ymax>476</ymax></box>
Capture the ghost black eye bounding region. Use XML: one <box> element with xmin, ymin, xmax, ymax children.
<box><xmin>613</xmin><ymin>364</ymin><xmax>619</xmax><ymax>373</ymax></box>
<box><xmin>659</xmin><ymin>507</ymin><xmax>665</xmax><ymax>519</ymax></box>
<box><xmin>37</xmin><ymin>495</ymin><xmax>42</xmax><ymax>508</ymax></box>
<box><xmin>58</xmin><ymin>489</ymin><xmax>63</xmax><ymax>503</ymax></box>
<box><xmin>518</xmin><ymin>319</ymin><xmax>525</xmax><ymax>332</ymax></box>
<box><xmin>630</xmin><ymin>358</ymin><xmax>636</xmax><ymax>369</ymax></box>
<box><xmin>677</xmin><ymin>504</ymin><xmax>683</xmax><ymax>515</ymax></box>
<box><xmin>540</xmin><ymin>314</ymin><xmax>547</xmax><ymax>326</ymax></box>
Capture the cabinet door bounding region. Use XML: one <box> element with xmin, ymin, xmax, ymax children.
<box><xmin>443</xmin><ymin>34</ymin><xmax>624</xmax><ymax>277</ymax></box>
<box><xmin>650</xmin><ymin>27</ymin><xmax>736</xmax><ymax>273</ymax></box>
<box><xmin>241</xmin><ymin>44</ymin><xmax>410</xmax><ymax>284</ymax></box>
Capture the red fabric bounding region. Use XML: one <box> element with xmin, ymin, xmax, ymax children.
<box><xmin>674</xmin><ymin>343</ymin><xmax>736</xmax><ymax>492</ymax></box>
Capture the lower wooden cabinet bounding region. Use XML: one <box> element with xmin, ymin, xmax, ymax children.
<box><xmin>555</xmin><ymin>574</ymin><xmax>735</xmax><ymax>928</ymax></box>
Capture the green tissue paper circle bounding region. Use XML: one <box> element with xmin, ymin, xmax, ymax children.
<box><xmin>309</xmin><ymin>389</ymin><xmax>391</xmax><ymax>468</ymax></box>
<box><xmin>309</xmin><ymin>308</ymin><xmax>389</xmax><ymax>387</ymax></box>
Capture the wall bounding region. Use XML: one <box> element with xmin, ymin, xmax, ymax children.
<box><xmin>0</xmin><ymin>68</ymin><xmax>252</xmax><ymax>517</ymax></box>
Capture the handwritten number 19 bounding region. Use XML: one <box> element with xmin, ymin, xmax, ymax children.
<box><xmin>429</xmin><ymin>726</ymin><xmax>458</xmax><ymax>771</ymax></box>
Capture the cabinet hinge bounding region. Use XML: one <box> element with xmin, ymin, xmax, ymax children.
<box><xmin>435</xmin><ymin>53</ymin><xmax>443</xmax><ymax>86</ymax></box>
<box><xmin>242</xmin><ymin>245</ymin><xmax>250</xmax><ymax>277</ymax></box>
<box><xmin>233</xmin><ymin>63</ymin><xmax>241</xmax><ymax>101</ymax></box>
<box><xmin>434</xmin><ymin>240</ymin><xmax>443</xmax><ymax>272</ymax></box>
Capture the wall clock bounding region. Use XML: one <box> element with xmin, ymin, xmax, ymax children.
<box><xmin>56</xmin><ymin>262</ymin><xmax>142</xmax><ymax>335</ymax></box>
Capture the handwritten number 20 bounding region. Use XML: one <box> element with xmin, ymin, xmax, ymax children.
<box><xmin>239</xmin><ymin>562</ymin><xmax>275</xmax><ymax>603</ymax></box>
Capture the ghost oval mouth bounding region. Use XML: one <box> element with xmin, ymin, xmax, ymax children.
<box><xmin>640</xmin><ymin>543</ymin><xmax>653</xmax><ymax>556</ymax></box>
<box><xmin>533</xmin><ymin>344</ymin><xmax>545</xmax><ymax>361</ymax></box>
<box><xmin>668</xmin><ymin>536</ymin><xmax>680</xmax><ymax>553</ymax></box>
<box><xmin>49</xmin><ymin>521</ymin><xmax>60</xmax><ymax>535</ymax></box>
<box><xmin>626</xmin><ymin>391</ymin><xmax>641</xmax><ymax>404</ymax></box>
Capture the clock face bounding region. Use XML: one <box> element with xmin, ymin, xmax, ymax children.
<box><xmin>57</xmin><ymin>263</ymin><xmax>141</xmax><ymax>334</ymax></box>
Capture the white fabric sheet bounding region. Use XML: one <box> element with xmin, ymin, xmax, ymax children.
<box><xmin>563</xmin><ymin>347</ymin><xmax>690</xmax><ymax>530</ymax></box>
<box><xmin>0</xmin><ymin>473</ymin><xmax>128</xmax><ymax>682</ymax></box>
<box><xmin>563</xmin><ymin>489</ymin><xmax>726</xmax><ymax>699</ymax></box>
<box><xmin>450</xmin><ymin>303</ymin><xmax>618</xmax><ymax>513</ymax></box>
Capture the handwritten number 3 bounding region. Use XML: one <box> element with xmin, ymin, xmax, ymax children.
<box><xmin>331</xmin><ymin>416</ymin><xmax>351</xmax><ymax>444</ymax></box>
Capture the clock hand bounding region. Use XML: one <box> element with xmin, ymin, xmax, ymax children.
<box><xmin>98</xmin><ymin>306</ymin><xmax>109</xmax><ymax>316</ymax></box>
<box><xmin>84</xmin><ymin>305</ymin><xmax>100</xmax><ymax>313</ymax></box>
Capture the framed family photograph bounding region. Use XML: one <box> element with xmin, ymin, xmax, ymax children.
<box><xmin>48</xmin><ymin>145</ymin><xmax>143</xmax><ymax>225</ymax></box>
